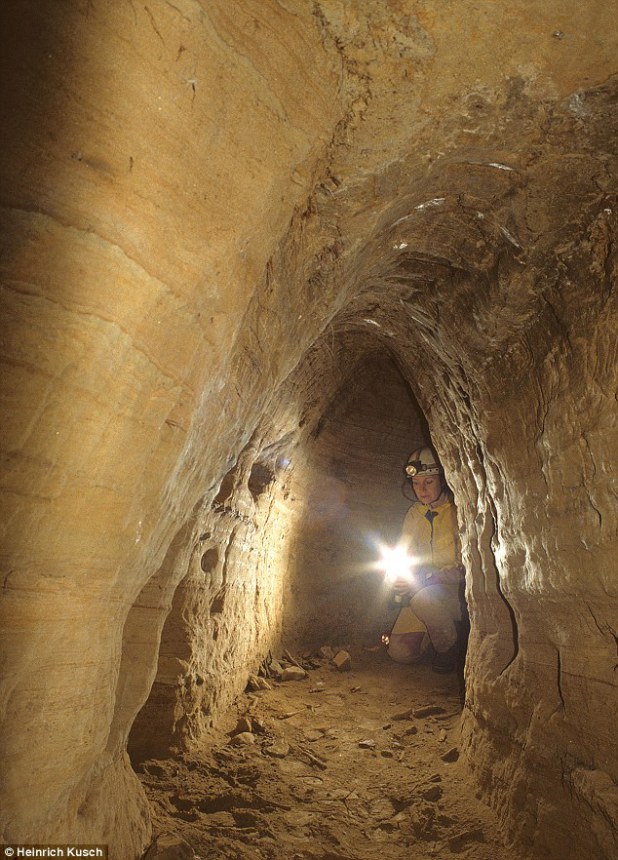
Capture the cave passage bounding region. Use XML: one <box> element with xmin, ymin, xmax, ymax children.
<box><xmin>132</xmin><ymin>348</ymin><xmax>484</xmax><ymax>859</ymax></box>
<box><xmin>280</xmin><ymin>347</ymin><xmax>433</xmax><ymax>652</ymax></box>
<box><xmin>1</xmin><ymin>3</ymin><xmax>616</xmax><ymax>860</ymax></box>
<box><xmin>128</xmin><ymin>345</ymin><xmax>441</xmax><ymax>757</ymax></box>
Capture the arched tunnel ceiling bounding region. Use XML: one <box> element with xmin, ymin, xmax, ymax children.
<box><xmin>246</xmin><ymin>42</ymin><xmax>616</xmax><ymax>475</ymax></box>
<box><xmin>88</xmin><ymin>0</ymin><xmax>618</xmax><ymax>534</ymax></box>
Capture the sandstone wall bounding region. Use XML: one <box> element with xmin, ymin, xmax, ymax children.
<box><xmin>1</xmin><ymin>2</ymin><xmax>616</xmax><ymax>858</ymax></box>
<box><xmin>0</xmin><ymin>1</ymin><xmax>343</xmax><ymax>854</ymax></box>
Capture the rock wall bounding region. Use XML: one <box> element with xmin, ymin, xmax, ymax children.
<box><xmin>1</xmin><ymin>2</ymin><xmax>616</xmax><ymax>858</ymax></box>
<box><xmin>0</xmin><ymin>0</ymin><xmax>343</xmax><ymax>853</ymax></box>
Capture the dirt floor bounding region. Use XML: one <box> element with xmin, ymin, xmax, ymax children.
<box><xmin>137</xmin><ymin>646</ymin><xmax>521</xmax><ymax>860</ymax></box>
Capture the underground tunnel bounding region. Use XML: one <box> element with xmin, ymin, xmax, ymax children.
<box><xmin>0</xmin><ymin>1</ymin><xmax>617</xmax><ymax>859</ymax></box>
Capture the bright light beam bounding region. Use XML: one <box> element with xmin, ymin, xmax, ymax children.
<box><xmin>376</xmin><ymin>543</ymin><xmax>418</xmax><ymax>585</ymax></box>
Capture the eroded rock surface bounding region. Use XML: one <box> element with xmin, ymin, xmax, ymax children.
<box><xmin>0</xmin><ymin>1</ymin><xmax>616</xmax><ymax>858</ymax></box>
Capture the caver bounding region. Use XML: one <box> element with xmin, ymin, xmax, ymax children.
<box><xmin>387</xmin><ymin>446</ymin><xmax>467</xmax><ymax>674</ymax></box>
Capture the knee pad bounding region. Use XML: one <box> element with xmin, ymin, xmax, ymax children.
<box><xmin>388</xmin><ymin>631</ymin><xmax>430</xmax><ymax>664</ymax></box>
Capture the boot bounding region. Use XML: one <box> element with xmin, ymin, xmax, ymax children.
<box><xmin>431</xmin><ymin>645</ymin><xmax>457</xmax><ymax>674</ymax></box>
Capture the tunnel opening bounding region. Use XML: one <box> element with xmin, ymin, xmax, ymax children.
<box><xmin>129</xmin><ymin>342</ymin><xmax>486</xmax><ymax>858</ymax></box>
<box><xmin>281</xmin><ymin>347</ymin><xmax>435</xmax><ymax>652</ymax></box>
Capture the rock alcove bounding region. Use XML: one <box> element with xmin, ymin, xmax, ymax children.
<box><xmin>0</xmin><ymin>2</ymin><xmax>616</xmax><ymax>859</ymax></box>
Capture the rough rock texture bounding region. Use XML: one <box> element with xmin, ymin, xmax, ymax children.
<box><xmin>0</xmin><ymin>2</ymin><xmax>616</xmax><ymax>859</ymax></box>
<box><xmin>138</xmin><ymin>648</ymin><xmax>522</xmax><ymax>860</ymax></box>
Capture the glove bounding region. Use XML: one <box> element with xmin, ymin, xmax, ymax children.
<box><xmin>387</xmin><ymin>589</ymin><xmax>409</xmax><ymax>610</ymax></box>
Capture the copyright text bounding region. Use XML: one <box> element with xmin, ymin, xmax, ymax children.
<box><xmin>2</xmin><ymin>847</ymin><xmax>107</xmax><ymax>858</ymax></box>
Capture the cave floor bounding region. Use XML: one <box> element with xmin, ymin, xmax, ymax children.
<box><xmin>138</xmin><ymin>648</ymin><xmax>521</xmax><ymax>860</ymax></box>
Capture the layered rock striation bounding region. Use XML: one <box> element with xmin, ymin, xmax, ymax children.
<box><xmin>1</xmin><ymin>2</ymin><xmax>616</xmax><ymax>857</ymax></box>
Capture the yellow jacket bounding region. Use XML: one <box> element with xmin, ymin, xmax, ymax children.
<box><xmin>400</xmin><ymin>499</ymin><xmax>462</xmax><ymax>585</ymax></box>
<box><xmin>390</xmin><ymin>500</ymin><xmax>462</xmax><ymax>637</ymax></box>
<box><xmin>391</xmin><ymin>502</ymin><xmax>464</xmax><ymax>637</ymax></box>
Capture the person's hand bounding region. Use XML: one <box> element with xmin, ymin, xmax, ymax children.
<box><xmin>392</xmin><ymin>577</ymin><xmax>412</xmax><ymax>593</ymax></box>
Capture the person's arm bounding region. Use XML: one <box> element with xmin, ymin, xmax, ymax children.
<box><xmin>424</xmin><ymin>564</ymin><xmax>465</xmax><ymax>586</ymax></box>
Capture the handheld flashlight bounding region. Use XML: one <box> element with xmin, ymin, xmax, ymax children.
<box><xmin>377</xmin><ymin>544</ymin><xmax>418</xmax><ymax>585</ymax></box>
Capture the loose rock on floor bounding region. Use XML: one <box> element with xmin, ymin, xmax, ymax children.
<box><xmin>137</xmin><ymin>647</ymin><xmax>521</xmax><ymax>859</ymax></box>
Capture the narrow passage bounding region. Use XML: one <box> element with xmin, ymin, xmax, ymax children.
<box><xmin>138</xmin><ymin>648</ymin><xmax>520</xmax><ymax>860</ymax></box>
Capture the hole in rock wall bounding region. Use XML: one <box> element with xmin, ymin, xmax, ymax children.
<box><xmin>200</xmin><ymin>547</ymin><xmax>219</xmax><ymax>574</ymax></box>
<box><xmin>212</xmin><ymin>469</ymin><xmax>236</xmax><ymax>508</ymax></box>
<box><xmin>248</xmin><ymin>461</ymin><xmax>275</xmax><ymax>500</ymax></box>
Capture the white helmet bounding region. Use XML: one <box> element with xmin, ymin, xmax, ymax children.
<box><xmin>404</xmin><ymin>446</ymin><xmax>443</xmax><ymax>478</ymax></box>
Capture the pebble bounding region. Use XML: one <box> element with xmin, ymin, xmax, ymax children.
<box><xmin>265</xmin><ymin>739</ymin><xmax>290</xmax><ymax>758</ymax></box>
<box><xmin>269</xmin><ymin>659</ymin><xmax>284</xmax><ymax>677</ymax></box>
<box><xmin>144</xmin><ymin>835</ymin><xmax>195</xmax><ymax>859</ymax></box>
<box><xmin>280</xmin><ymin>666</ymin><xmax>307</xmax><ymax>682</ymax></box>
<box><xmin>301</xmin><ymin>775</ymin><xmax>324</xmax><ymax>786</ymax></box>
<box><xmin>412</xmin><ymin>704</ymin><xmax>446</xmax><ymax>718</ymax></box>
<box><xmin>230</xmin><ymin>716</ymin><xmax>252</xmax><ymax>736</ymax></box>
<box><xmin>332</xmin><ymin>650</ymin><xmax>352</xmax><ymax>671</ymax></box>
<box><xmin>229</xmin><ymin>731</ymin><xmax>255</xmax><ymax>746</ymax></box>
<box><xmin>204</xmin><ymin>811</ymin><xmax>236</xmax><ymax>828</ymax></box>
<box><xmin>422</xmin><ymin>785</ymin><xmax>443</xmax><ymax>802</ymax></box>
<box><xmin>358</xmin><ymin>739</ymin><xmax>377</xmax><ymax>749</ymax></box>
<box><xmin>441</xmin><ymin>747</ymin><xmax>460</xmax><ymax>763</ymax></box>
<box><xmin>390</xmin><ymin>708</ymin><xmax>414</xmax><ymax>721</ymax></box>
<box><xmin>247</xmin><ymin>674</ymin><xmax>272</xmax><ymax>692</ymax></box>
<box><xmin>252</xmin><ymin>716</ymin><xmax>267</xmax><ymax>734</ymax></box>
<box><xmin>304</xmin><ymin>729</ymin><xmax>325</xmax><ymax>742</ymax></box>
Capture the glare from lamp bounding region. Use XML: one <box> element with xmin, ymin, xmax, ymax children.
<box><xmin>376</xmin><ymin>543</ymin><xmax>418</xmax><ymax>585</ymax></box>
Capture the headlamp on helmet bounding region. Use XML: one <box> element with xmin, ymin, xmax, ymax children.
<box><xmin>404</xmin><ymin>446</ymin><xmax>442</xmax><ymax>479</ymax></box>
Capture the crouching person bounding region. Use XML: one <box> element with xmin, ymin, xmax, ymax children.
<box><xmin>388</xmin><ymin>446</ymin><xmax>467</xmax><ymax>674</ymax></box>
